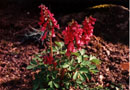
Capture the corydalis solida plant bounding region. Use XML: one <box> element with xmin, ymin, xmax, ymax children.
<box><xmin>38</xmin><ymin>4</ymin><xmax>60</xmax><ymax>65</ymax></box>
<box><xmin>27</xmin><ymin>4</ymin><xmax>100</xmax><ymax>90</ymax></box>
<box><xmin>62</xmin><ymin>17</ymin><xmax>96</xmax><ymax>56</ymax></box>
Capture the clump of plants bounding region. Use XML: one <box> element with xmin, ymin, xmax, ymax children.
<box><xmin>27</xmin><ymin>4</ymin><xmax>101</xmax><ymax>90</ymax></box>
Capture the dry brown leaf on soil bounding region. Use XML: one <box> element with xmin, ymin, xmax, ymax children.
<box><xmin>120</xmin><ymin>62</ymin><xmax>129</xmax><ymax>71</ymax></box>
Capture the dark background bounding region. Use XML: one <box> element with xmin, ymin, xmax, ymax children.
<box><xmin>0</xmin><ymin>0</ymin><xmax>129</xmax><ymax>14</ymax></box>
<box><xmin>0</xmin><ymin>0</ymin><xmax>129</xmax><ymax>44</ymax></box>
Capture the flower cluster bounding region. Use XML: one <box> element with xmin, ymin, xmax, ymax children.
<box><xmin>62</xmin><ymin>16</ymin><xmax>96</xmax><ymax>56</ymax></box>
<box><xmin>43</xmin><ymin>54</ymin><xmax>57</xmax><ymax>67</ymax></box>
<box><xmin>39</xmin><ymin>5</ymin><xmax>60</xmax><ymax>41</ymax></box>
<box><xmin>82</xmin><ymin>16</ymin><xmax>96</xmax><ymax>41</ymax></box>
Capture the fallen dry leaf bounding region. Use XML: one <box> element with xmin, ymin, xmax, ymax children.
<box><xmin>120</xmin><ymin>62</ymin><xmax>129</xmax><ymax>71</ymax></box>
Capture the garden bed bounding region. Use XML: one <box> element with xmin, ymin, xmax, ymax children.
<box><xmin>0</xmin><ymin>3</ymin><xmax>129</xmax><ymax>90</ymax></box>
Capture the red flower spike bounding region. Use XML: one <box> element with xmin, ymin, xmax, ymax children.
<box><xmin>38</xmin><ymin>4</ymin><xmax>60</xmax><ymax>41</ymax></box>
<box><xmin>43</xmin><ymin>54</ymin><xmax>57</xmax><ymax>67</ymax></box>
<box><xmin>89</xmin><ymin>16</ymin><xmax>96</xmax><ymax>25</ymax></box>
<box><xmin>51</xmin><ymin>28</ymin><xmax>56</xmax><ymax>37</ymax></box>
<box><xmin>41</xmin><ymin>31</ymin><xmax>47</xmax><ymax>41</ymax></box>
<box><xmin>62</xmin><ymin>16</ymin><xmax>96</xmax><ymax>56</ymax></box>
<box><xmin>43</xmin><ymin>54</ymin><xmax>53</xmax><ymax>65</ymax></box>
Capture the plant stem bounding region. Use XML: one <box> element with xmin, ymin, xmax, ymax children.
<box><xmin>60</xmin><ymin>68</ymin><xmax>66</xmax><ymax>86</ymax></box>
<box><xmin>50</xmin><ymin>32</ymin><xmax>53</xmax><ymax>57</ymax></box>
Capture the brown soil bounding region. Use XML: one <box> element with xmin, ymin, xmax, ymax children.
<box><xmin>0</xmin><ymin>3</ymin><xmax>129</xmax><ymax>90</ymax></box>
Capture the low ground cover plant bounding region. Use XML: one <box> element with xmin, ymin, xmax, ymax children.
<box><xmin>27</xmin><ymin>4</ymin><xmax>101</xmax><ymax>90</ymax></box>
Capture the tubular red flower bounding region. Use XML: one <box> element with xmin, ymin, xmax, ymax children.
<box><xmin>38</xmin><ymin>4</ymin><xmax>60</xmax><ymax>41</ymax></box>
<box><xmin>43</xmin><ymin>54</ymin><xmax>57</xmax><ymax>66</ymax></box>
<box><xmin>41</xmin><ymin>31</ymin><xmax>47</xmax><ymax>41</ymax></box>
<box><xmin>51</xmin><ymin>28</ymin><xmax>55</xmax><ymax>37</ymax></box>
<box><xmin>53</xmin><ymin>61</ymin><xmax>57</xmax><ymax>68</ymax></box>
<box><xmin>89</xmin><ymin>16</ymin><xmax>96</xmax><ymax>25</ymax></box>
<box><xmin>62</xmin><ymin>16</ymin><xmax>96</xmax><ymax>56</ymax></box>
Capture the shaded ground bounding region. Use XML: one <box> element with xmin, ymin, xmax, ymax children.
<box><xmin>0</xmin><ymin>3</ymin><xmax>129</xmax><ymax>90</ymax></box>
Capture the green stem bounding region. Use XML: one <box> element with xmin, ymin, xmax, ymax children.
<box><xmin>50</xmin><ymin>32</ymin><xmax>53</xmax><ymax>57</ymax></box>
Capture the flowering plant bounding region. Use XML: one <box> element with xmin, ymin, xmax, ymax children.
<box><xmin>27</xmin><ymin>4</ymin><xmax>100</xmax><ymax>90</ymax></box>
<box><xmin>38</xmin><ymin>4</ymin><xmax>59</xmax><ymax>41</ymax></box>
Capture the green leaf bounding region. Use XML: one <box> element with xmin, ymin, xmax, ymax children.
<box><xmin>83</xmin><ymin>55</ymin><xmax>89</xmax><ymax>58</ymax></box>
<box><xmin>30</xmin><ymin>60</ymin><xmax>37</xmax><ymax>65</ymax></box>
<box><xmin>35</xmin><ymin>65</ymin><xmax>42</xmax><ymax>69</ymax></box>
<box><xmin>89</xmin><ymin>55</ymin><xmax>97</xmax><ymax>60</ymax></box>
<box><xmin>48</xmin><ymin>81</ymin><xmax>54</xmax><ymax>88</ymax></box>
<box><xmin>55</xmin><ymin>41</ymin><xmax>61</xmax><ymax>46</ymax></box>
<box><xmin>64</xmin><ymin>83</ymin><xmax>70</xmax><ymax>89</ymax></box>
<box><xmin>34</xmin><ymin>54</ymin><xmax>42</xmax><ymax>58</ymax></box>
<box><xmin>79</xmin><ymin>84</ymin><xmax>84</xmax><ymax>89</ymax></box>
<box><xmin>73</xmin><ymin>71</ymin><xmax>78</xmax><ymax>80</ymax></box>
<box><xmin>79</xmin><ymin>49</ymin><xmax>86</xmax><ymax>55</ymax></box>
<box><xmin>33</xmin><ymin>78</ymin><xmax>40</xmax><ymax>90</ymax></box>
<box><xmin>81</xmin><ymin>60</ymin><xmax>91</xmax><ymax>66</ymax></box>
<box><xmin>53</xmin><ymin>82</ymin><xmax>59</xmax><ymax>88</ymax></box>
<box><xmin>47</xmin><ymin>49</ymin><xmax>51</xmax><ymax>53</ymax></box>
<box><xmin>89</xmin><ymin>65</ymin><xmax>97</xmax><ymax>70</ymax></box>
<box><xmin>68</xmin><ymin>66</ymin><xmax>71</xmax><ymax>71</ymax></box>
<box><xmin>71</xmin><ymin>52</ymin><xmax>80</xmax><ymax>56</ymax></box>
<box><xmin>32</xmin><ymin>57</ymin><xmax>37</xmax><ymax>61</ymax></box>
<box><xmin>79</xmin><ymin>67</ymin><xmax>89</xmax><ymax>73</ymax></box>
<box><xmin>39</xmin><ymin>89</ymin><xmax>46</xmax><ymax>90</ymax></box>
<box><xmin>76</xmin><ymin>80</ymin><xmax>82</xmax><ymax>84</ymax></box>
<box><xmin>52</xmin><ymin>47</ymin><xmax>57</xmax><ymax>52</ymax></box>
<box><xmin>37</xmin><ymin>58</ymin><xmax>43</xmax><ymax>62</ymax></box>
<box><xmin>70</xmin><ymin>58</ymin><xmax>74</xmax><ymax>64</ymax></box>
<box><xmin>62</xmin><ymin>88</ymin><xmax>66</xmax><ymax>90</ymax></box>
<box><xmin>53</xmin><ymin>46</ymin><xmax>59</xmax><ymax>52</ymax></box>
<box><xmin>77</xmin><ymin>56</ymin><xmax>82</xmax><ymax>63</ymax></box>
<box><xmin>79</xmin><ymin>73</ymin><xmax>86</xmax><ymax>81</ymax></box>
<box><xmin>48</xmin><ymin>88</ymin><xmax>55</xmax><ymax>90</ymax></box>
<box><xmin>60</xmin><ymin>50</ymin><xmax>66</xmax><ymax>54</ymax></box>
<box><xmin>68</xmin><ymin>73</ymin><xmax>72</xmax><ymax>78</ymax></box>
<box><xmin>85</xmin><ymin>73</ymin><xmax>91</xmax><ymax>80</ymax></box>
<box><xmin>39</xmin><ymin>62</ymin><xmax>44</xmax><ymax>65</ymax></box>
<box><xmin>33</xmin><ymin>55</ymin><xmax>42</xmax><ymax>62</ymax></box>
<box><xmin>62</xmin><ymin>64</ymin><xmax>69</xmax><ymax>68</ymax></box>
<box><xmin>55</xmin><ymin>41</ymin><xmax>64</xmax><ymax>48</ymax></box>
<box><xmin>27</xmin><ymin>65</ymin><xmax>36</xmax><ymax>69</ymax></box>
<box><xmin>84</xmin><ymin>87</ymin><xmax>90</xmax><ymax>90</ymax></box>
<box><xmin>75</xmin><ymin>64</ymin><xmax>80</xmax><ymax>69</ymax></box>
<box><xmin>37</xmin><ymin>54</ymin><xmax>42</xmax><ymax>57</ymax></box>
<box><xmin>33</xmin><ymin>83</ymin><xmax>39</xmax><ymax>90</ymax></box>
<box><xmin>42</xmin><ymin>50</ymin><xmax>46</xmax><ymax>54</ymax></box>
<box><xmin>91</xmin><ymin>59</ymin><xmax>101</xmax><ymax>65</ymax></box>
<box><xmin>90</xmin><ymin>70</ymin><xmax>99</xmax><ymax>74</ymax></box>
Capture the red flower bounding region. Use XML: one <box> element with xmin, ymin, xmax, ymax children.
<box><xmin>38</xmin><ymin>4</ymin><xmax>60</xmax><ymax>41</ymax></box>
<box><xmin>89</xmin><ymin>16</ymin><xmax>96</xmax><ymax>25</ymax></box>
<box><xmin>43</xmin><ymin>54</ymin><xmax>57</xmax><ymax>67</ymax></box>
<box><xmin>62</xmin><ymin>21</ymin><xmax>83</xmax><ymax>56</ymax></box>
<box><xmin>53</xmin><ymin>61</ymin><xmax>57</xmax><ymax>68</ymax></box>
<box><xmin>44</xmin><ymin>55</ymin><xmax>53</xmax><ymax>65</ymax></box>
<box><xmin>41</xmin><ymin>31</ymin><xmax>47</xmax><ymax>41</ymax></box>
<box><xmin>82</xmin><ymin>16</ymin><xmax>96</xmax><ymax>39</ymax></box>
<box><xmin>62</xmin><ymin>16</ymin><xmax>96</xmax><ymax>56</ymax></box>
